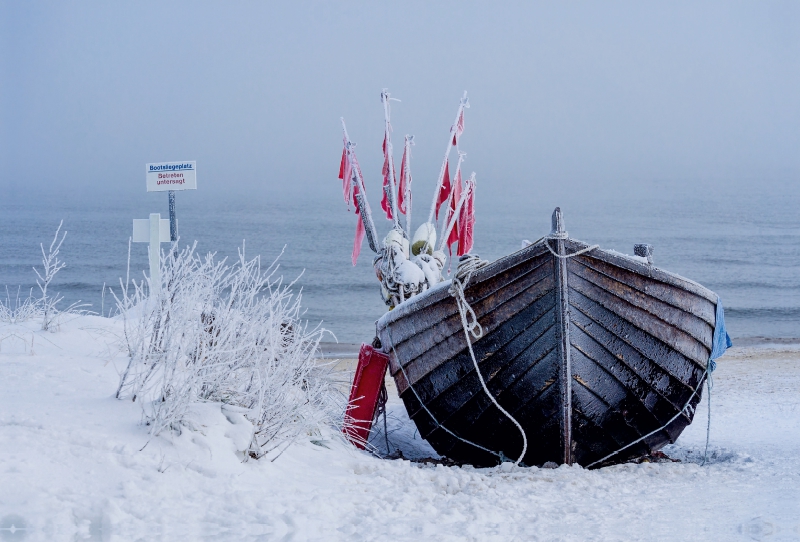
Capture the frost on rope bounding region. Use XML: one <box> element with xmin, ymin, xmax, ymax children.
<box><xmin>112</xmin><ymin>242</ymin><xmax>344</xmax><ymax>459</ymax></box>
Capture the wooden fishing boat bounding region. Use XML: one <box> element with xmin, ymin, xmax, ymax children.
<box><xmin>374</xmin><ymin>208</ymin><xmax>725</xmax><ymax>468</ymax></box>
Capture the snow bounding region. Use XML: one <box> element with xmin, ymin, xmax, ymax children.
<box><xmin>3</xmin><ymin>315</ymin><xmax>800</xmax><ymax>540</ymax></box>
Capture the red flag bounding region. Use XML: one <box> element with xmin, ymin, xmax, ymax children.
<box><xmin>353</xmin><ymin>210</ymin><xmax>366</xmax><ymax>266</ymax></box>
<box><xmin>435</xmin><ymin>161</ymin><xmax>451</xmax><ymax>220</ymax></box>
<box><xmin>398</xmin><ymin>144</ymin><xmax>410</xmax><ymax>214</ymax></box>
<box><xmin>457</xmin><ymin>179</ymin><xmax>475</xmax><ymax>256</ymax></box>
<box><xmin>452</xmin><ymin>109</ymin><xmax>464</xmax><ymax>146</ymax></box>
<box><xmin>338</xmin><ymin>146</ymin><xmax>347</xmax><ymax>179</ymax></box>
<box><xmin>339</xmin><ymin>145</ymin><xmax>352</xmax><ymax>208</ymax></box>
<box><xmin>380</xmin><ymin>135</ymin><xmax>395</xmax><ymax>220</ymax></box>
<box><xmin>445</xmin><ymin>169</ymin><xmax>462</xmax><ymax>254</ymax></box>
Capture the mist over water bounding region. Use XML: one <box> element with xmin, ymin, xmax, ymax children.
<box><xmin>2</xmin><ymin>180</ymin><xmax>797</xmax><ymax>344</ymax></box>
<box><xmin>3</xmin><ymin>3</ymin><xmax>800</xmax><ymax>343</ymax></box>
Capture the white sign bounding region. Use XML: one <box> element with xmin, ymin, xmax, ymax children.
<box><xmin>146</xmin><ymin>161</ymin><xmax>197</xmax><ymax>192</ymax></box>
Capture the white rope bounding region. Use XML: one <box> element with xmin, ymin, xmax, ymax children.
<box><xmin>448</xmin><ymin>254</ymin><xmax>529</xmax><ymax>466</ymax></box>
<box><xmin>700</xmin><ymin>369</ymin><xmax>714</xmax><ymax>466</ymax></box>
<box><xmin>387</xmin><ymin>328</ymin><xmax>506</xmax><ymax>461</ymax></box>
<box><xmin>585</xmin><ymin>365</ymin><xmax>712</xmax><ymax>468</ymax></box>
<box><xmin>543</xmin><ymin>237</ymin><xmax>599</xmax><ymax>259</ymax></box>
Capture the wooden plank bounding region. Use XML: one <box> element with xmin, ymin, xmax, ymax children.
<box><xmin>568</xmin><ymin>259</ymin><xmax>714</xmax><ymax>349</ymax></box>
<box><xmin>461</xmin><ymin>347</ymin><xmax>560</xmax><ymax>438</ymax></box>
<box><xmin>411</xmin><ymin>347</ymin><xmax>558</xmax><ymax>446</ymax></box>
<box><xmin>414</xmin><ymin>313</ymin><xmax>557</xmax><ymax>425</ymax></box>
<box><xmin>383</xmin><ymin>253</ymin><xmax>553</xmax><ymax>367</ymax></box>
<box><xmin>569</xmin><ymin>273</ymin><xmax>710</xmax><ymax>366</ymax></box>
<box><xmin>406</xmin><ymin>306</ymin><xmax>556</xmax><ymax>424</ymax></box>
<box><xmin>436</xmin><ymin>377</ymin><xmax>563</xmax><ymax>466</ymax></box>
<box><xmin>570</xmin><ymin>309</ymin><xmax>698</xmax><ymax>409</ymax></box>
<box><xmin>571</xmin><ymin>345</ymin><xmax>675</xmax><ymax>446</ymax></box>
<box><xmin>563</xmin><ymin>239</ymin><xmax>718</xmax><ymax>304</ymax></box>
<box><xmin>378</xmin><ymin>242</ymin><xmax>550</xmax><ymax>334</ymax></box>
<box><xmin>570</xmin><ymin>380</ymin><xmax>652</xmax><ymax>465</ymax></box>
<box><xmin>570</xmin><ymin>289</ymin><xmax>706</xmax><ymax>388</ymax></box>
<box><xmin>388</xmin><ymin>272</ymin><xmax>554</xmax><ymax>393</ymax></box>
<box><xmin>572</xmin><ymin>256</ymin><xmax>716</xmax><ymax>326</ymax></box>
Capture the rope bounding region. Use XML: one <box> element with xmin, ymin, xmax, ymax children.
<box><xmin>373</xmin><ymin>381</ymin><xmax>390</xmax><ymax>456</ymax></box>
<box><xmin>448</xmin><ymin>254</ymin><xmax>529</xmax><ymax>466</ymax></box>
<box><xmin>521</xmin><ymin>235</ymin><xmax>598</xmax><ymax>260</ymax></box>
<box><xmin>387</xmin><ymin>327</ymin><xmax>506</xmax><ymax>461</ymax></box>
<box><xmin>543</xmin><ymin>237</ymin><xmax>599</xmax><ymax>259</ymax></box>
<box><xmin>586</xmin><ymin>363</ymin><xmax>714</xmax><ymax>469</ymax></box>
<box><xmin>700</xmin><ymin>364</ymin><xmax>715</xmax><ymax>466</ymax></box>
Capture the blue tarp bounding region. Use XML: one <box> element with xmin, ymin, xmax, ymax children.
<box><xmin>708</xmin><ymin>297</ymin><xmax>733</xmax><ymax>371</ymax></box>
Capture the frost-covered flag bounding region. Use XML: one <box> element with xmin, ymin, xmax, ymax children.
<box><xmin>398</xmin><ymin>142</ymin><xmax>410</xmax><ymax>214</ymax></box>
<box><xmin>435</xmin><ymin>161</ymin><xmax>451</xmax><ymax>220</ymax></box>
<box><xmin>350</xmin><ymin>158</ymin><xmax>367</xmax><ymax>266</ymax></box>
<box><xmin>338</xmin><ymin>140</ymin><xmax>367</xmax><ymax>265</ymax></box>
<box><xmin>338</xmin><ymin>140</ymin><xmax>353</xmax><ymax>209</ymax></box>
<box><xmin>380</xmin><ymin>135</ymin><xmax>396</xmax><ymax>220</ymax></box>
<box><xmin>445</xmin><ymin>169</ymin><xmax>462</xmax><ymax>254</ymax></box>
<box><xmin>452</xmin><ymin>109</ymin><xmax>465</xmax><ymax>146</ymax></box>
<box><xmin>457</xmin><ymin>177</ymin><xmax>475</xmax><ymax>256</ymax></box>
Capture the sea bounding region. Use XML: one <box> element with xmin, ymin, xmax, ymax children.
<box><xmin>2</xmin><ymin>181</ymin><xmax>798</xmax><ymax>345</ymax></box>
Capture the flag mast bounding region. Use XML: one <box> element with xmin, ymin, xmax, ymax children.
<box><xmin>341</xmin><ymin>118</ymin><xmax>380</xmax><ymax>255</ymax></box>
<box><xmin>426</xmin><ymin>91</ymin><xmax>469</xmax><ymax>225</ymax></box>
<box><xmin>381</xmin><ymin>89</ymin><xmax>402</xmax><ymax>233</ymax></box>
<box><xmin>401</xmin><ymin>134</ymin><xmax>414</xmax><ymax>235</ymax></box>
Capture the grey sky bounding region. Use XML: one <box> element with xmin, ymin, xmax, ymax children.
<box><xmin>2</xmin><ymin>1</ymin><xmax>799</xmax><ymax>202</ymax></box>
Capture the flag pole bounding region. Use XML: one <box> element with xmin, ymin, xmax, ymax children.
<box><xmin>381</xmin><ymin>89</ymin><xmax>402</xmax><ymax>233</ymax></box>
<box><xmin>341</xmin><ymin>118</ymin><xmax>380</xmax><ymax>254</ymax></box>
<box><xmin>426</xmin><ymin>91</ymin><xmax>469</xmax><ymax>226</ymax></box>
<box><xmin>402</xmin><ymin>134</ymin><xmax>414</xmax><ymax>235</ymax></box>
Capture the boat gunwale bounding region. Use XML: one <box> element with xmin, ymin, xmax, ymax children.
<box><xmin>377</xmin><ymin>235</ymin><xmax>719</xmax><ymax>335</ymax></box>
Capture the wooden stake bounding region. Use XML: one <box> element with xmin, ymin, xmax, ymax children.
<box><xmin>552</xmin><ymin>207</ymin><xmax>573</xmax><ymax>465</ymax></box>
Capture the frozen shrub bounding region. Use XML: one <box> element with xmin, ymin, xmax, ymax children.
<box><xmin>113</xmin><ymin>242</ymin><xmax>344</xmax><ymax>459</ymax></box>
<box><xmin>1</xmin><ymin>221</ymin><xmax>90</xmax><ymax>327</ymax></box>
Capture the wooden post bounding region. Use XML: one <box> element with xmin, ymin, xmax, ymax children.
<box><xmin>168</xmin><ymin>190</ymin><xmax>178</xmax><ymax>242</ymax></box>
<box><xmin>148</xmin><ymin>214</ymin><xmax>162</xmax><ymax>296</ymax></box>
<box><xmin>552</xmin><ymin>207</ymin><xmax>573</xmax><ymax>465</ymax></box>
<box><xmin>133</xmin><ymin>214</ymin><xmax>170</xmax><ymax>297</ymax></box>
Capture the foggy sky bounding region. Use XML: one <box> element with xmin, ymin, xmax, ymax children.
<box><xmin>3</xmin><ymin>1</ymin><xmax>800</xmax><ymax>203</ymax></box>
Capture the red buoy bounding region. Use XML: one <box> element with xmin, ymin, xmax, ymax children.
<box><xmin>343</xmin><ymin>343</ymin><xmax>390</xmax><ymax>449</ymax></box>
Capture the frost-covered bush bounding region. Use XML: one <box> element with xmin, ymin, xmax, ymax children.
<box><xmin>0</xmin><ymin>287</ymin><xmax>39</xmax><ymax>324</ymax></box>
<box><xmin>113</xmin><ymin>242</ymin><xmax>343</xmax><ymax>459</ymax></box>
<box><xmin>1</xmin><ymin>221</ymin><xmax>90</xmax><ymax>328</ymax></box>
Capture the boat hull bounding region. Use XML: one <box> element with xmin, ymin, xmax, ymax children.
<box><xmin>377</xmin><ymin>217</ymin><xmax>717</xmax><ymax>468</ymax></box>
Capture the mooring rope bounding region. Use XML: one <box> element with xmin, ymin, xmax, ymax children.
<box><xmin>387</xmin><ymin>327</ymin><xmax>507</xmax><ymax>462</ymax></box>
<box><xmin>585</xmin><ymin>363</ymin><xmax>715</xmax><ymax>469</ymax></box>
<box><xmin>700</xmin><ymin>362</ymin><xmax>715</xmax><ymax>467</ymax></box>
<box><xmin>448</xmin><ymin>254</ymin><xmax>529</xmax><ymax>466</ymax></box>
<box><xmin>543</xmin><ymin>237</ymin><xmax>599</xmax><ymax>259</ymax></box>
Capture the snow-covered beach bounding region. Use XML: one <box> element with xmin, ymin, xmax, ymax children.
<box><xmin>2</xmin><ymin>315</ymin><xmax>799</xmax><ymax>541</ymax></box>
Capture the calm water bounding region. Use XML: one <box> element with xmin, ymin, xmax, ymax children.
<box><xmin>1</xmin><ymin>183</ymin><xmax>798</xmax><ymax>343</ymax></box>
